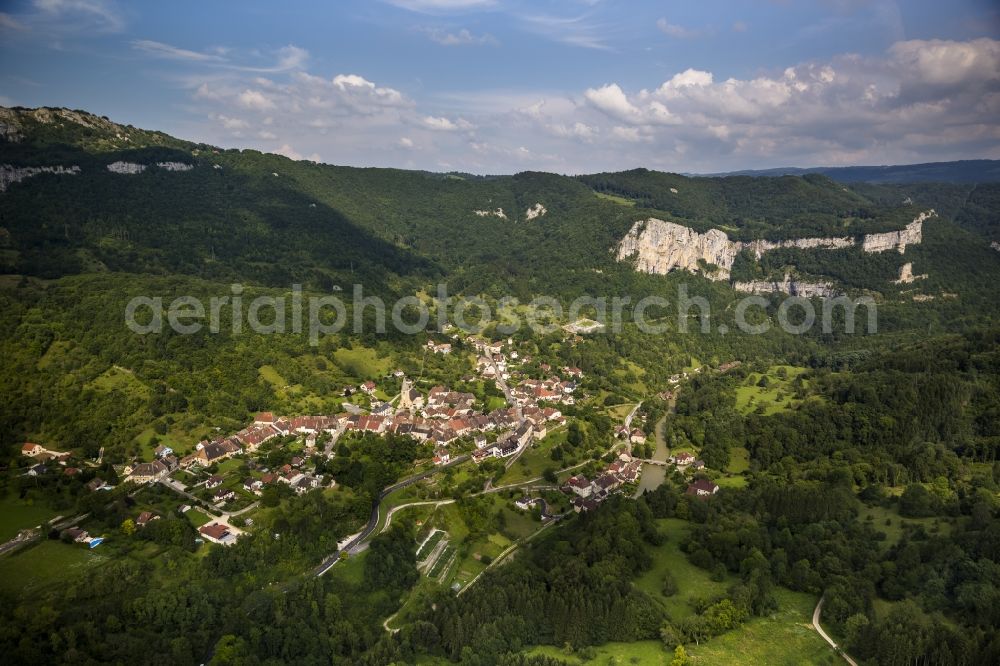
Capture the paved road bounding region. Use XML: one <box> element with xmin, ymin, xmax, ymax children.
<box><xmin>381</xmin><ymin>499</ymin><xmax>455</xmax><ymax>533</ymax></box>
<box><xmin>314</xmin><ymin>453</ymin><xmax>470</xmax><ymax>576</ymax></box>
<box><xmin>813</xmin><ymin>595</ymin><xmax>859</xmax><ymax>666</ymax></box>
<box><xmin>623</xmin><ymin>401</ymin><xmax>643</xmax><ymax>430</ymax></box>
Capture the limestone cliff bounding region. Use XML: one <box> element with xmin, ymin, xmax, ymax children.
<box><xmin>525</xmin><ymin>203</ymin><xmax>547</xmax><ymax>220</ymax></box>
<box><xmin>473</xmin><ymin>208</ymin><xmax>507</xmax><ymax>219</ymax></box>
<box><xmin>107</xmin><ymin>161</ymin><xmax>146</xmax><ymax>174</ymax></box>
<box><xmin>732</xmin><ymin>273</ymin><xmax>838</xmax><ymax>297</ymax></box>
<box><xmin>155</xmin><ymin>161</ymin><xmax>194</xmax><ymax>172</ymax></box>
<box><xmin>744</xmin><ymin>236</ymin><xmax>854</xmax><ymax>259</ymax></box>
<box><xmin>615</xmin><ymin>218</ymin><xmax>738</xmax><ymax>280</ymax></box>
<box><xmin>615</xmin><ymin>210</ymin><xmax>936</xmax><ymax>285</ymax></box>
<box><xmin>862</xmin><ymin>210</ymin><xmax>935</xmax><ymax>253</ymax></box>
<box><xmin>894</xmin><ymin>262</ymin><xmax>928</xmax><ymax>284</ymax></box>
<box><xmin>0</xmin><ymin>164</ymin><xmax>80</xmax><ymax>192</ymax></box>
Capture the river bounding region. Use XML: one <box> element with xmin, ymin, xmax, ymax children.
<box><xmin>635</xmin><ymin>407</ymin><xmax>671</xmax><ymax>497</ymax></box>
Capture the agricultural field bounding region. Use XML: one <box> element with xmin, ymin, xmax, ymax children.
<box><xmin>0</xmin><ymin>495</ymin><xmax>57</xmax><ymax>542</ymax></box>
<box><xmin>0</xmin><ymin>540</ymin><xmax>105</xmax><ymax>598</ymax></box>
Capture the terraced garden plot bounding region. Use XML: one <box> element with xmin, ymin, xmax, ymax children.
<box><xmin>416</xmin><ymin>529</ymin><xmax>445</xmax><ymax>561</ymax></box>
<box><xmin>429</xmin><ymin>544</ymin><xmax>456</xmax><ymax>580</ymax></box>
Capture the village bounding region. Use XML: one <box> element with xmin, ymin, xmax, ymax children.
<box><xmin>12</xmin><ymin>332</ymin><xmax>724</xmax><ymax>564</ymax></box>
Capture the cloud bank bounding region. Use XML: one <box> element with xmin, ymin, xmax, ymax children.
<box><xmin>147</xmin><ymin>36</ymin><xmax>1000</xmax><ymax>174</ymax></box>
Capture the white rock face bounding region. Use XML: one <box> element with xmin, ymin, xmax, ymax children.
<box><xmin>0</xmin><ymin>164</ymin><xmax>81</xmax><ymax>192</ymax></box>
<box><xmin>991</xmin><ymin>241</ymin><xmax>1000</xmax><ymax>252</ymax></box>
<box><xmin>862</xmin><ymin>210</ymin><xmax>935</xmax><ymax>253</ymax></box>
<box><xmin>107</xmin><ymin>161</ymin><xmax>146</xmax><ymax>174</ymax></box>
<box><xmin>744</xmin><ymin>236</ymin><xmax>855</xmax><ymax>259</ymax></box>
<box><xmin>616</xmin><ymin>218</ymin><xmax>738</xmax><ymax>280</ymax></box>
<box><xmin>473</xmin><ymin>208</ymin><xmax>507</xmax><ymax>219</ymax></box>
<box><xmin>616</xmin><ymin>210</ymin><xmax>936</xmax><ymax>283</ymax></box>
<box><xmin>894</xmin><ymin>262</ymin><xmax>928</xmax><ymax>284</ymax></box>
<box><xmin>525</xmin><ymin>203</ymin><xmax>547</xmax><ymax>220</ymax></box>
<box><xmin>733</xmin><ymin>273</ymin><xmax>838</xmax><ymax>297</ymax></box>
<box><xmin>155</xmin><ymin>162</ymin><xmax>194</xmax><ymax>171</ymax></box>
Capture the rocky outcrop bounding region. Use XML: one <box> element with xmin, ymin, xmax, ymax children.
<box><xmin>744</xmin><ymin>236</ymin><xmax>854</xmax><ymax>259</ymax></box>
<box><xmin>107</xmin><ymin>161</ymin><xmax>146</xmax><ymax>174</ymax></box>
<box><xmin>473</xmin><ymin>208</ymin><xmax>507</xmax><ymax>219</ymax></box>
<box><xmin>525</xmin><ymin>203</ymin><xmax>547</xmax><ymax>220</ymax></box>
<box><xmin>862</xmin><ymin>210</ymin><xmax>935</xmax><ymax>253</ymax></box>
<box><xmin>616</xmin><ymin>210</ymin><xmax>936</xmax><ymax>283</ymax></box>
<box><xmin>733</xmin><ymin>273</ymin><xmax>838</xmax><ymax>297</ymax></box>
<box><xmin>894</xmin><ymin>262</ymin><xmax>927</xmax><ymax>284</ymax></box>
<box><xmin>991</xmin><ymin>241</ymin><xmax>1000</xmax><ymax>252</ymax></box>
<box><xmin>616</xmin><ymin>218</ymin><xmax>738</xmax><ymax>280</ymax></box>
<box><xmin>155</xmin><ymin>162</ymin><xmax>194</xmax><ymax>171</ymax></box>
<box><xmin>0</xmin><ymin>164</ymin><xmax>80</xmax><ymax>192</ymax></box>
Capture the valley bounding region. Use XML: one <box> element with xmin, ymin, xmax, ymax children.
<box><xmin>0</xmin><ymin>106</ymin><xmax>998</xmax><ymax>666</ymax></box>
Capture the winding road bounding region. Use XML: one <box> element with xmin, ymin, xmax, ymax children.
<box><xmin>812</xmin><ymin>595</ymin><xmax>859</xmax><ymax>666</ymax></box>
<box><xmin>314</xmin><ymin>453</ymin><xmax>470</xmax><ymax>576</ymax></box>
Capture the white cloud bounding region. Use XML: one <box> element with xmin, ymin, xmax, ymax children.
<box><xmin>272</xmin><ymin>144</ymin><xmax>321</xmax><ymax>162</ymax></box>
<box><xmin>238</xmin><ymin>89</ymin><xmax>275</xmax><ymax>110</ymax></box>
<box><xmin>584</xmin><ymin>83</ymin><xmax>639</xmax><ymax>121</ymax></box>
<box><xmin>656</xmin><ymin>18</ymin><xmax>699</xmax><ymax>39</ymax></box>
<box><xmin>0</xmin><ymin>12</ymin><xmax>27</xmax><ymax>30</ymax></box>
<box><xmin>384</xmin><ymin>0</ymin><xmax>495</xmax><ymax>12</ymax></box>
<box><xmin>421</xmin><ymin>27</ymin><xmax>497</xmax><ymax>46</ymax></box>
<box><xmin>519</xmin><ymin>13</ymin><xmax>613</xmax><ymax>51</ymax></box>
<box><xmin>170</xmin><ymin>37</ymin><xmax>1000</xmax><ymax>174</ymax></box>
<box><xmin>212</xmin><ymin>114</ymin><xmax>249</xmax><ymax>130</ymax></box>
<box><xmin>890</xmin><ymin>37</ymin><xmax>1000</xmax><ymax>87</ymax></box>
<box><xmin>420</xmin><ymin>115</ymin><xmax>472</xmax><ymax>131</ymax></box>
<box><xmin>661</xmin><ymin>69</ymin><xmax>714</xmax><ymax>89</ymax></box>
<box><xmin>32</xmin><ymin>0</ymin><xmax>124</xmax><ymax>32</ymax></box>
<box><xmin>131</xmin><ymin>39</ymin><xmax>224</xmax><ymax>62</ymax></box>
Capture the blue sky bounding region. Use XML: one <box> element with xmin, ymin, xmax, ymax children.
<box><xmin>1</xmin><ymin>0</ymin><xmax>999</xmax><ymax>173</ymax></box>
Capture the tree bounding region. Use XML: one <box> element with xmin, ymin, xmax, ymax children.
<box><xmin>670</xmin><ymin>645</ymin><xmax>689</xmax><ymax>666</ymax></box>
<box><xmin>120</xmin><ymin>518</ymin><xmax>136</xmax><ymax>536</ymax></box>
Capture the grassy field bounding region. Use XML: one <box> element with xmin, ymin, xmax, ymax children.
<box><xmin>633</xmin><ymin>518</ymin><xmax>734</xmax><ymax>620</ymax></box>
<box><xmin>528</xmin><ymin>640</ymin><xmax>669</xmax><ymax>664</ymax></box>
<box><xmin>686</xmin><ymin>589</ymin><xmax>839</xmax><ymax>665</ymax></box>
<box><xmin>499</xmin><ymin>429</ymin><xmax>566</xmax><ymax>485</ymax></box>
<box><xmin>734</xmin><ymin>365</ymin><xmax>819</xmax><ymax>416</ymax></box>
<box><xmin>87</xmin><ymin>365</ymin><xmax>151</xmax><ymax>398</ymax></box>
<box><xmin>525</xmin><ymin>524</ymin><xmax>837</xmax><ymax>665</ymax></box>
<box><xmin>333</xmin><ymin>345</ymin><xmax>390</xmax><ymax>379</ymax></box>
<box><xmin>594</xmin><ymin>191</ymin><xmax>636</xmax><ymax>207</ymax></box>
<box><xmin>0</xmin><ymin>540</ymin><xmax>105</xmax><ymax>597</ymax></box>
<box><xmin>727</xmin><ymin>447</ymin><xmax>750</xmax><ymax>473</ymax></box>
<box><xmin>860</xmin><ymin>504</ymin><xmax>952</xmax><ymax>545</ymax></box>
<box><xmin>0</xmin><ymin>496</ymin><xmax>57</xmax><ymax>542</ymax></box>
<box><xmin>258</xmin><ymin>364</ymin><xmax>287</xmax><ymax>388</ymax></box>
<box><xmin>186</xmin><ymin>509</ymin><xmax>213</xmax><ymax>527</ymax></box>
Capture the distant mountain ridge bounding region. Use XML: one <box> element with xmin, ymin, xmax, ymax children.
<box><xmin>704</xmin><ymin>159</ymin><xmax>1000</xmax><ymax>184</ymax></box>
